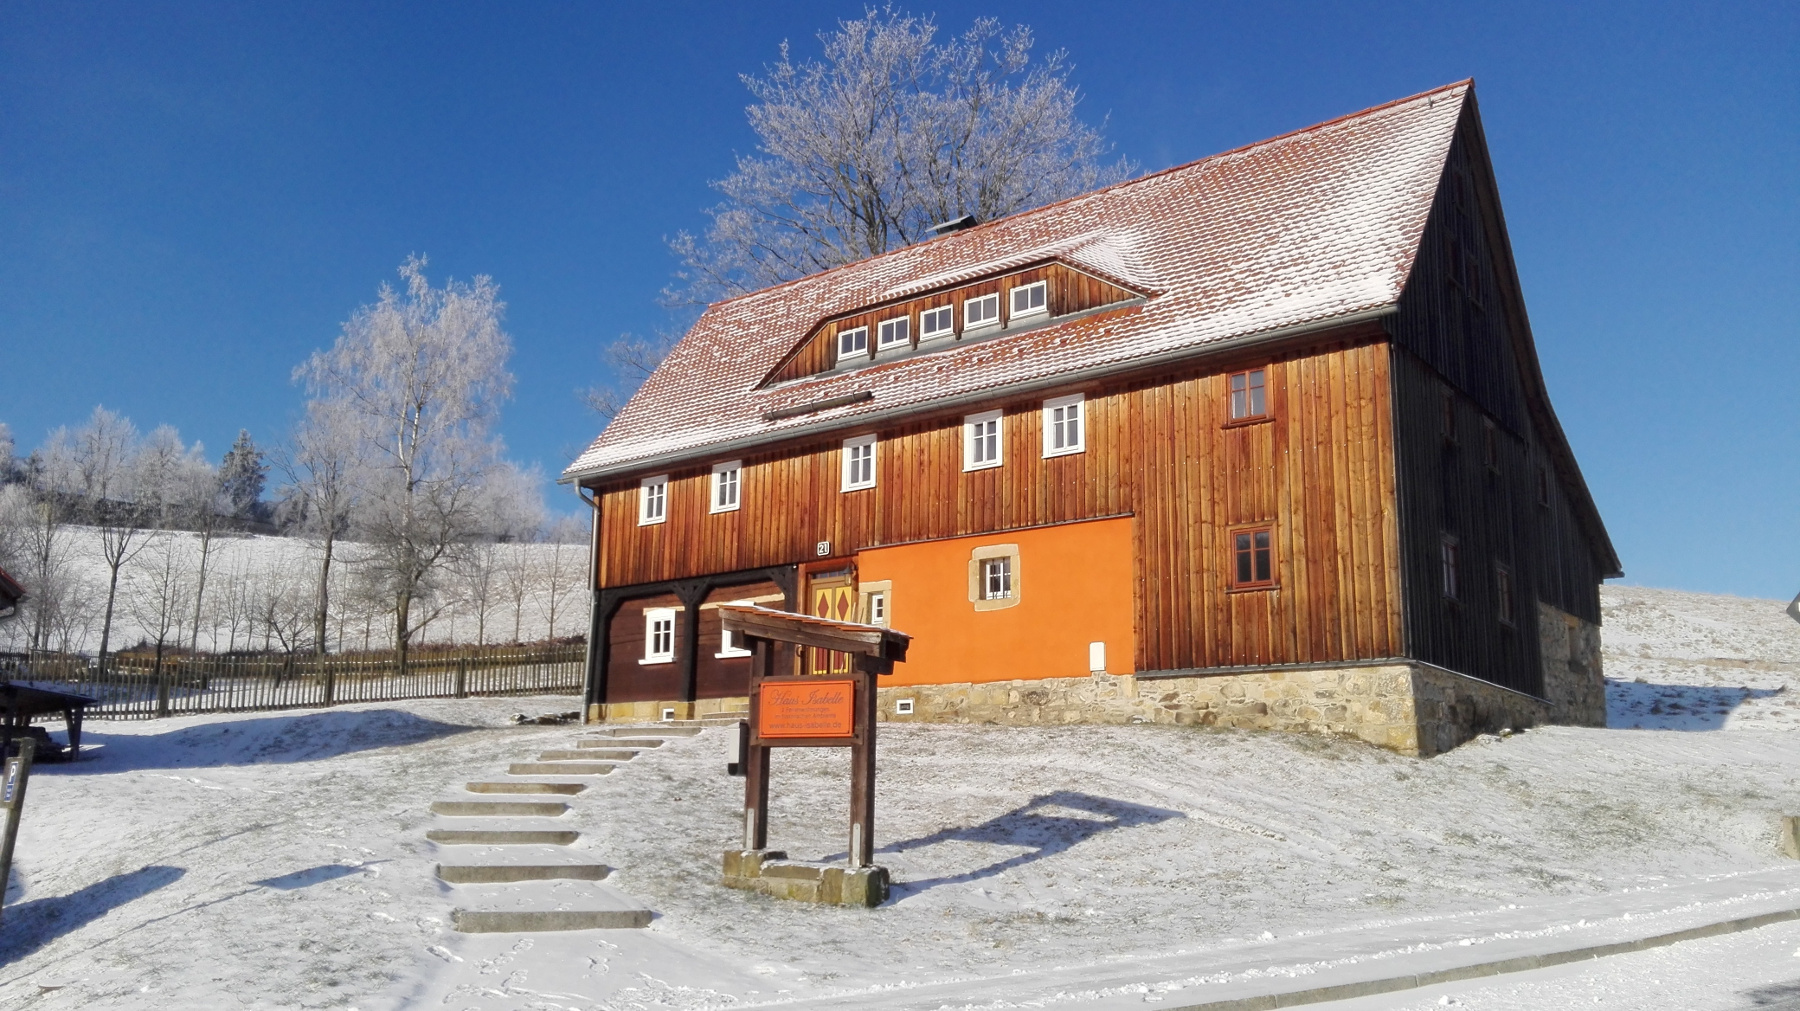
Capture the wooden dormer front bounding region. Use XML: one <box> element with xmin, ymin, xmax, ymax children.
<box><xmin>763</xmin><ymin>260</ymin><xmax>1146</xmax><ymax>386</ymax></box>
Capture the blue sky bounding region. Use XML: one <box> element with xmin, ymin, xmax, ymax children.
<box><xmin>1</xmin><ymin>2</ymin><xmax>1794</xmax><ymax>598</ymax></box>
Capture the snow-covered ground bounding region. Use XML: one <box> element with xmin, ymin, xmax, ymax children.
<box><xmin>1</xmin><ymin>584</ymin><xmax>1797</xmax><ymax>1009</ymax></box>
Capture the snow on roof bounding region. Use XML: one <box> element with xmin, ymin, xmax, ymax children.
<box><xmin>565</xmin><ymin>81</ymin><xmax>1470</xmax><ymax>482</ymax></box>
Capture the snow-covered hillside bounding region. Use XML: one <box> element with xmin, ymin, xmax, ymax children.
<box><xmin>0</xmin><ymin>584</ymin><xmax>1796</xmax><ymax>1010</ymax></box>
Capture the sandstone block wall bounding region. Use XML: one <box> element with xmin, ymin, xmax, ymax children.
<box><xmin>1537</xmin><ymin>602</ymin><xmax>1606</xmax><ymax>726</ymax></box>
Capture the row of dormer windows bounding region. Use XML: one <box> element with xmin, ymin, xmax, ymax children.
<box><xmin>634</xmin><ymin>391</ymin><xmax>1085</xmax><ymax>525</ymax></box>
<box><xmin>834</xmin><ymin>280</ymin><xmax>1049</xmax><ymax>362</ymax></box>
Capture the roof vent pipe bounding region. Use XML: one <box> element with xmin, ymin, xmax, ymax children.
<box><xmin>928</xmin><ymin>214</ymin><xmax>979</xmax><ymax>236</ymax></box>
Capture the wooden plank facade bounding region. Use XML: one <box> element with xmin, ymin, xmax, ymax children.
<box><xmin>568</xmin><ymin>82</ymin><xmax>1618</xmax><ymax>722</ymax></box>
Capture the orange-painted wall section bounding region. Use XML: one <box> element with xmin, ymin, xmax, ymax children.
<box><xmin>856</xmin><ymin>516</ymin><xmax>1136</xmax><ymax>686</ymax></box>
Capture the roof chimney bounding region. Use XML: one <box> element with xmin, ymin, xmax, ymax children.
<box><xmin>929</xmin><ymin>214</ymin><xmax>979</xmax><ymax>236</ymax></box>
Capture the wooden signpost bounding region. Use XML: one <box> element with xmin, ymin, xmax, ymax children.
<box><xmin>0</xmin><ymin>738</ymin><xmax>36</xmax><ymax>927</ymax></box>
<box><xmin>718</xmin><ymin>605</ymin><xmax>909</xmax><ymax>906</ymax></box>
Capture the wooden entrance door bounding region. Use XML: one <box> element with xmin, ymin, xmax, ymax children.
<box><xmin>809</xmin><ymin>579</ymin><xmax>856</xmax><ymax>676</ymax></box>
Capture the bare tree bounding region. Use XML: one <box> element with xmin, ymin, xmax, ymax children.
<box><xmin>297</xmin><ymin>256</ymin><xmax>514</xmax><ymax>666</ymax></box>
<box><xmin>277</xmin><ymin>402</ymin><xmax>366</xmax><ymax>654</ymax></box>
<box><xmin>668</xmin><ymin>10</ymin><xmax>1129</xmax><ymax>302</ymax></box>
<box><xmin>126</xmin><ymin>531</ymin><xmax>192</xmax><ymax>674</ymax></box>
<box><xmin>46</xmin><ymin>407</ymin><xmax>150</xmax><ymax>661</ymax></box>
<box><xmin>540</xmin><ymin>514</ymin><xmax>588</xmax><ymax>640</ymax></box>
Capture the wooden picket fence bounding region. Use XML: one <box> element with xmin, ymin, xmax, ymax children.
<box><xmin>0</xmin><ymin>645</ymin><xmax>585</xmax><ymax>720</ymax></box>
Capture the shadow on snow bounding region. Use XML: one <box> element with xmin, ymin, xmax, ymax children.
<box><xmin>1606</xmin><ymin>680</ymin><xmax>1785</xmax><ymax>730</ymax></box>
<box><xmin>0</xmin><ymin>865</ymin><xmax>186</xmax><ymax>962</ymax></box>
<box><xmin>31</xmin><ymin>708</ymin><xmax>480</xmax><ymax>773</ymax></box>
<box><xmin>878</xmin><ymin>790</ymin><xmax>1184</xmax><ymax>896</ymax></box>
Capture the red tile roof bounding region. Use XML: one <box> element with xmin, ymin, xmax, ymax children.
<box><xmin>565</xmin><ymin>80</ymin><xmax>1471</xmax><ymax>482</ymax></box>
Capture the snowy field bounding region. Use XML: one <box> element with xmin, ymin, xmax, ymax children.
<box><xmin>1</xmin><ymin>584</ymin><xmax>1798</xmax><ymax>1010</ymax></box>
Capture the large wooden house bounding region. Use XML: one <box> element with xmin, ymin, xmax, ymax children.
<box><xmin>563</xmin><ymin>81</ymin><xmax>1618</xmax><ymax>756</ymax></box>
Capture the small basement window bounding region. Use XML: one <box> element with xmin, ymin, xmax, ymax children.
<box><xmin>1228</xmin><ymin>368</ymin><xmax>1267</xmax><ymax>421</ymax></box>
<box><xmin>1230</xmin><ymin>526</ymin><xmax>1276</xmax><ymax>589</ymax></box>
<box><xmin>837</xmin><ymin>325</ymin><xmax>869</xmax><ymax>360</ymax></box>
<box><xmin>642</xmin><ymin>608</ymin><xmax>675</xmax><ymax>664</ymax></box>
<box><xmin>1440</xmin><ymin>535</ymin><xmax>1460</xmax><ymax>601</ymax></box>
<box><xmin>964</xmin><ymin>293</ymin><xmax>1000</xmax><ymax>331</ymax></box>
<box><xmin>920</xmin><ymin>305</ymin><xmax>954</xmax><ymax>340</ymax></box>
<box><xmin>963</xmin><ymin>410</ymin><xmax>1003</xmax><ymax>470</ymax></box>
<box><xmin>1042</xmin><ymin>393</ymin><xmax>1085</xmax><ymax>457</ymax></box>
<box><xmin>709</xmin><ymin>461</ymin><xmax>741</xmax><ymax>513</ymax></box>
<box><xmin>638</xmin><ymin>475</ymin><xmax>668</xmax><ymax>526</ymax></box>
<box><xmin>842</xmin><ymin>434</ymin><xmax>877</xmax><ymax>491</ymax></box>
<box><xmin>877</xmin><ymin>315</ymin><xmax>910</xmax><ymax>350</ymax></box>
<box><xmin>1009</xmin><ymin>280</ymin><xmax>1048</xmax><ymax>319</ymax></box>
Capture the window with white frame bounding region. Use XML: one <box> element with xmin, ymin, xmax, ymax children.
<box><xmin>1009</xmin><ymin>280</ymin><xmax>1047</xmax><ymax>319</ymax></box>
<box><xmin>1042</xmin><ymin>393</ymin><xmax>1085</xmax><ymax>457</ymax></box>
<box><xmin>837</xmin><ymin>325</ymin><xmax>868</xmax><ymax>360</ymax></box>
<box><xmin>963</xmin><ymin>410</ymin><xmax>1002</xmax><ymax>470</ymax></box>
<box><xmin>920</xmin><ymin>304</ymin><xmax>954</xmax><ymax>340</ymax></box>
<box><xmin>866</xmin><ymin>591</ymin><xmax>887</xmax><ymax>626</ymax></box>
<box><xmin>715</xmin><ymin>600</ymin><xmax>753</xmax><ymax>657</ymax></box>
<box><xmin>642</xmin><ymin>607</ymin><xmax>675</xmax><ymax>663</ymax></box>
<box><xmin>877</xmin><ymin>315</ymin><xmax>910</xmax><ymax>350</ymax></box>
<box><xmin>638</xmin><ymin>475</ymin><xmax>668</xmax><ymax>525</ymax></box>
<box><xmin>709</xmin><ymin>461</ymin><xmax>741</xmax><ymax>513</ymax></box>
<box><xmin>981</xmin><ymin>556</ymin><xmax>1013</xmax><ymax>600</ymax></box>
<box><xmin>964</xmin><ymin>293</ymin><xmax>1000</xmax><ymax>330</ymax></box>
<box><xmin>842</xmin><ymin>434</ymin><xmax>877</xmax><ymax>490</ymax></box>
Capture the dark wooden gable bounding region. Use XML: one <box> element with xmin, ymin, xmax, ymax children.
<box><xmin>1386</xmin><ymin>97</ymin><xmax>1618</xmax><ymax>694</ymax></box>
<box><xmin>762</xmin><ymin>260</ymin><xmax>1144</xmax><ymax>386</ymax></box>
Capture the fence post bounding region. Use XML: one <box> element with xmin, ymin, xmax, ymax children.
<box><xmin>322</xmin><ymin>655</ymin><xmax>336</xmax><ymax>707</ymax></box>
<box><xmin>0</xmin><ymin>738</ymin><xmax>36</xmax><ymax>927</ymax></box>
<box><xmin>154</xmin><ymin>655</ymin><xmax>171</xmax><ymax>718</ymax></box>
<box><xmin>455</xmin><ymin>656</ymin><xmax>468</xmax><ymax>699</ymax></box>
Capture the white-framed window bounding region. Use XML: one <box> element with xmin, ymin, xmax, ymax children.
<box><xmin>841</xmin><ymin>434</ymin><xmax>877</xmax><ymax>490</ymax></box>
<box><xmin>981</xmin><ymin>556</ymin><xmax>1013</xmax><ymax>600</ymax></box>
<box><xmin>920</xmin><ymin>305</ymin><xmax>954</xmax><ymax>340</ymax></box>
<box><xmin>715</xmin><ymin>599</ymin><xmax>754</xmax><ymax>658</ymax></box>
<box><xmin>877</xmin><ymin>315</ymin><xmax>910</xmax><ymax>350</ymax></box>
<box><xmin>963</xmin><ymin>410</ymin><xmax>1002</xmax><ymax>471</ymax></box>
<box><xmin>642</xmin><ymin>607</ymin><xmax>675</xmax><ymax>664</ymax></box>
<box><xmin>837</xmin><ymin>325</ymin><xmax>869</xmax><ymax>360</ymax></box>
<box><xmin>638</xmin><ymin>475</ymin><xmax>668</xmax><ymax>525</ymax></box>
<box><xmin>1042</xmin><ymin>393</ymin><xmax>1085</xmax><ymax>457</ymax></box>
<box><xmin>1009</xmin><ymin>280</ymin><xmax>1048</xmax><ymax>319</ymax></box>
<box><xmin>709</xmin><ymin>461</ymin><xmax>741</xmax><ymax>513</ymax></box>
<box><xmin>964</xmin><ymin>293</ymin><xmax>1000</xmax><ymax>330</ymax></box>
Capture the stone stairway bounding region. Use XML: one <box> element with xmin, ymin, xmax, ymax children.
<box><xmin>429</xmin><ymin>722</ymin><xmax>715</xmax><ymax>933</ymax></box>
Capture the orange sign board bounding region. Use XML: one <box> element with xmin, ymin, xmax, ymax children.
<box><xmin>759</xmin><ymin>679</ymin><xmax>856</xmax><ymax>739</ymax></box>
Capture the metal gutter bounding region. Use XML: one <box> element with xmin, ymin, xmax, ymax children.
<box><xmin>560</xmin><ymin>304</ymin><xmax>1399</xmax><ymax>485</ymax></box>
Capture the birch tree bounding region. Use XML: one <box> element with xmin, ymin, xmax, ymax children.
<box><xmin>278</xmin><ymin>403</ymin><xmax>366</xmax><ymax>654</ymax></box>
<box><xmin>297</xmin><ymin>256</ymin><xmax>514</xmax><ymax>666</ymax></box>
<box><xmin>668</xmin><ymin>10</ymin><xmax>1129</xmax><ymax>302</ymax></box>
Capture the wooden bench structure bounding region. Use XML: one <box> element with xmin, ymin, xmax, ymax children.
<box><xmin>1</xmin><ymin>681</ymin><xmax>95</xmax><ymax>761</ymax></box>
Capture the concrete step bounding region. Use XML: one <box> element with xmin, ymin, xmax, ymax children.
<box><xmin>466</xmin><ymin>781</ymin><xmax>587</xmax><ymax>795</ymax></box>
<box><xmin>427</xmin><ymin>829</ymin><xmax>579</xmax><ymax>846</ymax></box>
<box><xmin>508</xmin><ymin>762</ymin><xmax>614</xmax><ymax>776</ymax></box>
<box><xmin>586</xmin><ymin>726</ymin><xmax>705</xmax><ymax>737</ymax></box>
<box><xmin>437</xmin><ymin>863</ymin><xmax>610</xmax><ymax>884</ymax></box>
<box><xmin>450</xmin><ymin>880</ymin><xmax>653</xmax><ymax>932</ymax></box>
<box><xmin>573</xmin><ymin>738</ymin><xmax>663</xmax><ymax>749</ymax></box>
<box><xmin>538</xmin><ymin>749</ymin><xmax>634</xmax><ymax>761</ymax></box>
<box><xmin>431</xmin><ymin>800</ymin><xmax>569</xmax><ymax>817</ymax></box>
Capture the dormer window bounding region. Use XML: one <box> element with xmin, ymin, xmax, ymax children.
<box><xmin>920</xmin><ymin>305</ymin><xmax>954</xmax><ymax>341</ymax></box>
<box><xmin>964</xmin><ymin>293</ymin><xmax>1000</xmax><ymax>331</ymax></box>
<box><xmin>837</xmin><ymin>326</ymin><xmax>868</xmax><ymax>360</ymax></box>
<box><xmin>877</xmin><ymin>316</ymin><xmax>910</xmax><ymax>351</ymax></box>
<box><xmin>1009</xmin><ymin>281</ymin><xmax>1047</xmax><ymax>319</ymax></box>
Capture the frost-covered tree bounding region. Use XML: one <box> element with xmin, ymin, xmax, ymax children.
<box><xmin>219</xmin><ymin>430</ymin><xmax>267</xmax><ymax>521</ymax></box>
<box><xmin>297</xmin><ymin>256</ymin><xmax>515</xmax><ymax>665</ymax></box>
<box><xmin>668</xmin><ymin>9</ymin><xmax>1129</xmax><ymax>302</ymax></box>
<box><xmin>47</xmin><ymin>407</ymin><xmax>152</xmax><ymax>660</ymax></box>
<box><xmin>277</xmin><ymin>403</ymin><xmax>368</xmax><ymax>654</ymax></box>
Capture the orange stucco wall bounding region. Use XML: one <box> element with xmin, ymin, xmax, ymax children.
<box><xmin>855</xmin><ymin>516</ymin><xmax>1136</xmax><ymax>686</ymax></box>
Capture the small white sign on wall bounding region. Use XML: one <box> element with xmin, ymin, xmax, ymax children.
<box><xmin>1088</xmin><ymin>641</ymin><xmax>1106</xmax><ymax>674</ymax></box>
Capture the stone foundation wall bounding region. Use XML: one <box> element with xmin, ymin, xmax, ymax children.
<box><xmin>1538</xmin><ymin>602</ymin><xmax>1606</xmax><ymax>726</ymax></box>
<box><xmin>875</xmin><ymin>662</ymin><xmax>1551</xmax><ymax>758</ymax></box>
<box><xmin>586</xmin><ymin>696</ymin><xmax>747</xmax><ymax>724</ymax></box>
